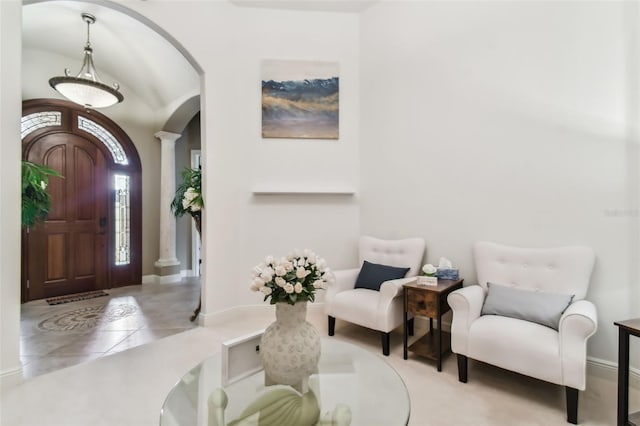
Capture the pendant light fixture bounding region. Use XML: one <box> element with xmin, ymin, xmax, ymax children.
<box><xmin>49</xmin><ymin>13</ymin><xmax>123</xmax><ymax>109</ymax></box>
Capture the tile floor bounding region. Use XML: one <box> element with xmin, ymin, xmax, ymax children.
<box><xmin>19</xmin><ymin>278</ymin><xmax>200</xmax><ymax>379</ymax></box>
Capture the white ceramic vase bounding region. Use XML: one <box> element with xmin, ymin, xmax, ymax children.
<box><xmin>260</xmin><ymin>301</ymin><xmax>321</xmax><ymax>393</ymax></box>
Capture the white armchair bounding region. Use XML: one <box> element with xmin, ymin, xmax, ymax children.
<box><xmin>325</xmin><ymin>236</ymin><xmax>425</xmax><ymax>356</ymax></box>
<box><xmin>447</xmin><ymin>241</ymin><xmax>597</xmax><ymax>424</ymax></box>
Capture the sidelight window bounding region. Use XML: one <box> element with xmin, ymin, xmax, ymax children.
<box><xmin>114</xmin><ymin>174</ymin><xmax>130</xmax><ymax>265</ymax></box>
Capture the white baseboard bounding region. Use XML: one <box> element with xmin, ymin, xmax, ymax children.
<box><xmin>0</xmin><ymin>365</ymin><xmax>23</xmax><ymax>391</ymax></box>
<box><xmin>180</xmin><ymin>269</ymin><xmax>194</xmax><ymax>278</ymax></box>
<box><xmin>588</xmin><ymin>356</ymin><xmax>640</xmax><ymax>390</ymax></box>
<box><xmin>141</xmin><ymin>274</ymin><xmax>182</xmax><ymax>285</ymax></box>
<box><xmin>141</xmin><ymin>275</ymin><xmax>155</xmax><ymax>284</ymax></box>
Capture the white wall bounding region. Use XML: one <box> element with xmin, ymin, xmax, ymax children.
<box><xmin>128</xmin><ymin>2</ymin><xmax>361</xmax><ymax>316</ymax></box>
<box><xmin>360</xmin><ymin>1</ymin><xmax>639</xmax><ymax>366</ymax></box>
<box><xmin>0</xmin><ymin>0</ymin><xmax>24</xmax><ymax>387</ymax></box>
<box><xmin>22</xmin><ymin>48</ymin><xmax>162</xmax><ymax>276</ymax></box>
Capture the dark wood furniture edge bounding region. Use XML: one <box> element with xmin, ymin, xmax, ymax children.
<box><xmin>615</xmin><ymin>318</ymin><xmax>640</xmax><ymax>426</ymax></box>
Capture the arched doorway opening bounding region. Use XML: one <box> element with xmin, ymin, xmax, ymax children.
<box><xmin>21</xmin><ymin>99</ymin><xmax>142</xmax><ymax>302</ymax></box>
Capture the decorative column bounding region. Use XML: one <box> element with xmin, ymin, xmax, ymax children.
<box><xmin>154</xmin><ymin>131</ymin><xmax>181</xmax><ymax>282</ymax></box>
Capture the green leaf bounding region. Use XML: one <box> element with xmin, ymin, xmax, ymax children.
<box><xmin>21</xmin><ymin>161</ymin><xmax>64</xmax><ymax>228</ymax></box>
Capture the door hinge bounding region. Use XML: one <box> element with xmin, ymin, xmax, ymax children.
<box><xmin>26</xmin><ymin>279</ymin><xmax>30</xmax><ymax>289</ymax></box>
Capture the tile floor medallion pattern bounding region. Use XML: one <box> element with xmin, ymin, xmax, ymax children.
<box><xmin>21</xmin><ymin>279</ymin><xmax>201</xmax><ymax>378</ymax></box>
<box><xmin>37</xmin><ymin>304</ymin><xmax>138</xmax><ymax>331</ymax></box>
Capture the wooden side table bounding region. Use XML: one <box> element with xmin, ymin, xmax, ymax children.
<box><xmin>403</xmin><ymin>278</ymin><xmax>463</xmax><ymax>371</ymax></box>
<box><xmin>614</xmin><ymin>318</ymin><xmax>640</xmax><ymax>426</ymax></box>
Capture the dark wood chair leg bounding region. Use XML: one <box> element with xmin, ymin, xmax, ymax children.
<box><xmin>328</xmin><ymin>316</ymin><xmax>335</xmax><ymax>336</ymax></box>
<box><xmin>457</xmin><ymin>354</ymin><xmax>468</xmax><ymax>383</ymax></box>
<box><xmin>407</xmin><ymin>317</ymin><xmax>415</xmax><ymax>336</ymax></box>
<box><xmin>381</xmin><ymin>332</ymin><xmax>390</xmax><ymax>356</ymax></box>
<box><xmin>566</xmin><ymin>387</ymin><xmax>578</xmax><ymax>424</ymax></box>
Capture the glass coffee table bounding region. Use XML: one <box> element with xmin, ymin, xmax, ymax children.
<box><xmin>160</xmin><ymin>338</ymin><xmax>410</xmax><ymax>426</ymax></box>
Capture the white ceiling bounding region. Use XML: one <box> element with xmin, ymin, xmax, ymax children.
<box><xmin>22</xmin><ymin>1</ymin><xmax>201</xmax><ymax>113</ymax></box>
<box><xmin>22</xmin><ymin>0</ymin><xmax>374</xmax><ymax>114</ymax></box>
<box><xmin>230</xmin><ymin>0</ymin><xmax>376</xmax><ymax>13</ymax></box>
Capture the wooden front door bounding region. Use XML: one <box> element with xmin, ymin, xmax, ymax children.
<box><xmin>25</xmin><ymin>133</ymin><xmax>109</xmax><ymax>300</ymax></box>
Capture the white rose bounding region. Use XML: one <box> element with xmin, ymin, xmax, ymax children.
<box><xmin>294</xmin><ymin>282</ymin><xmax>303</xmax><ymax>293</ymax></box>
<box><xmin>275</xmin><ymin>277</ymin><xmax>286</xmax><ymax>287</ymax></box>
<box><xmin>40</xmin><ymin>180</ymin><xmax>47</xmax><ymax>190</ymax></box>
<box><xmin>182</xmin><ymin>198</ymin><xmax>191</xmax><ymax>210</ymax></box>
<box><xmin>284</xmin><ymin>283</ymin><xmax>294</xmax><ymax>294</ymax></box>
<box><xmin>253</xmin><ymin>277</ymin><xmax>265</xmax><ymax>288</ymax></box>
<box><xmin>189</xmin><ymin>203</ymin><xmax>201</xmax><ymax>212</ymax></box>
<box><xmin>275</xmin><ymin>265</ymin><xmax>287</xmax><ymax>276</ymax></box>
<box><xmin>313</xmin><ymin>280</ymin><xmax>324</xmax><ymax>289</ymax></box>
<box><xmin>308</xmin><ymin>253</ymin><xmax>317</xmax><ymax>264</ymax></box>
<box><xmin>284</xmin><ymin>261</ymin><xmax>294</xmax><ymax>272</ymax></box>
<box><xmin>265</xmin><ymin>255</ymin><xmax>274</xmax><ymax>265</ymax></box>
<box><xmin>260</xmin><ymin>286</ymin><xmax>272</xmax><ymax>295</ymax></box>
<box><xmin>183</xmin><ymin>187</ymin><xmax>198</xmax><ymax>201</ymax></box>
<box><xmin>296</xmin><ymin>267</ymin><xmax>310</xmax><ymax>279</ymax></box>
<box><xmin>422</xmin><ymin>264</ymin><xmax>437</xmax><ymax>276</ymax></box>
<box><xmin>260</xmin><ymin>272</ymin><xmax>272</xmax><ymax>283</ymax></box>
<box><xmin>249</xmin><ymin>282</ymin><xmax>260</xmax><ymax>292</ymax></box>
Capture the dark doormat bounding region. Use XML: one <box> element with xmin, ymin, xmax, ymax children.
<box><xmin>46</xmin><ymin>290</ymin><xmax>109</xmax><ymax>305</ymax></box>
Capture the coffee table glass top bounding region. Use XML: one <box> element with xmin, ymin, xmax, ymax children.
<box><xmin>160</xmin><ymin>338</ymin><xmax>410</xmax><ymax>426</ymax></box>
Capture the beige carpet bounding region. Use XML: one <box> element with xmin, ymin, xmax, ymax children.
<box><xmin>1</xmin><ymin>309</ymin><xmax>635</xmax><ymax>426</ymax></box>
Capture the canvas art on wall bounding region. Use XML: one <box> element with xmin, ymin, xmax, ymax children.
<box><xmin>261</xmin><ymin>60</ymin><xmax>339</xmax><ymax>139</ymax></box>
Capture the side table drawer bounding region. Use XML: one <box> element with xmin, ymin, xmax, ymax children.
<box><xmin>406</xmin><ymin>288</ymin><xmax>437</xmax><ymax>317</ymax></box>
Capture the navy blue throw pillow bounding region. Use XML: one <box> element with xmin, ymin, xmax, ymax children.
<box><xmin>354</xmin><ymin>261</ymin><xmax>410</xmax><ymax>291</ymax></box>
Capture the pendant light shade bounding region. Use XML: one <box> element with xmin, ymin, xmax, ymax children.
<box><xmin>49</xmin><ymin>13</ymin><xmax>123</xmax><ymax>109</ymax></box>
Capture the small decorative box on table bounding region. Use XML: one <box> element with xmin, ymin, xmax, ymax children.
<box><xmin>403</xmin><ymin>278</ymin><xmax>463</xmax><ymax>371</ymax></box>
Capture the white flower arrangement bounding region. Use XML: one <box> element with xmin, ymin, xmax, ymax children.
<box><xmin>170</xmin><ymin>167</ymin><xmax>203</xmax><ymax>220</ymax></box>
<box><xmin>418</xmin><ymin>263</ymin><xmax>438</xmax><ymax>286</ymax></box>
<box><xmin>250</xmin><ymin>249</ymin><xmax>334</xmax><ymax>305</ymax></box>
<box><xmin>421</xmin><ymin>263</ymin><xmax>437</xmax><ymax>276</ymax></box>
<box><xmin>181</xmin><ymin>187</ymin><xmax>202</xmax><ymax>212</ymax></box>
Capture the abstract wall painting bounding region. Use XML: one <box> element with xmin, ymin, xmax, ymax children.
<box><xmin>261</xmin><ymin>60</ymin><xmax>339</xmax><ymax>140</ymax></box>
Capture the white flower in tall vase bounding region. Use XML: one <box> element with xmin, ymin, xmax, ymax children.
<box><xmin>249</xmin><ymin>249</ymin><xmax>333</xmax><ymax>397</ymax></box>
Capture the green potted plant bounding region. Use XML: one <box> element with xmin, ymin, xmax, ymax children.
<box><xmin>21</xmin><ymin>161</ymin><xmax>62</xmax><ymax>228</ymax></box>
<box><xmin>170</xmin><ymin>167</ymin><xmax>203</xmax><ymax>235</ymax></box>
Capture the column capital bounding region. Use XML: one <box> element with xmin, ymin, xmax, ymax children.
<box><xmin>154</xmin><ymin>130</ymin><xmax>182</xmax><ymax>142</ymax></box>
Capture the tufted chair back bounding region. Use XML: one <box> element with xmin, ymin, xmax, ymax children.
<box><xmin>358</xmin><ymin>236</ymin><xmax>425</xmax><ymax>277</ymax></box>
<box><xmin>473</xmin><ymin>241</ymin><xmax>595</xmax><ymax>300</ymax></box>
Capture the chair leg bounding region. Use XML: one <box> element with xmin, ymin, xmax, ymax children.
<box><xmin>381</xmin><ymin>332</ymin><xmax>390</xmax><ymax>356</ymax></box>
<box><xmin>407</xmin><ymin>317</ymin><xmax>415</xmax><ymax>336</ymax></box>
<box><xmin>457</xmin><ymin>354</ymin><xmax>468</xmax><ymax>383</ymax></box>
<box><xmin>328</xmin><ymin>316</ymin><xmax>335</xmax><ymax>336</ymax></box>
<box><xmin>566</xmin><ymin>387</ymin><xmax>578</xmax><ymax>424</ymax></box>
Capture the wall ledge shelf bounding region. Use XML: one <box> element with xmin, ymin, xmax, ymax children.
<box><xmin>252</xmin><ymin>186</ymin><xmax>356</xmax><ymax>195</ymax></box>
